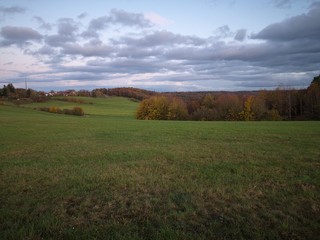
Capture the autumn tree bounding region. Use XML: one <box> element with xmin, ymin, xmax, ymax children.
<box><xmin>136</xmin><ymin>95</ymin><xmax>188</xmax><ymax>120</ymax></box>
<box><xmin>252</xmin><ymin>92</ymin><xmax>267</xmax><ymax>120</ymax></box>
<box><xmin>265</xmin><ymin>109</ymin><xmax>282</xmax><ymax>121</ymax></box>
<box><xmin>92</xmin><ymin>89</ymin><xmax>104</xmax><ymax>98</ymax></box>
<box><xmin>136</xmin><ymin>96</ymin><xmax>169</xmax><ymax>120</ymax></box>
<box><xmin>186</xmin><ymin>99</ymin><xmax>200</xmax><ymax>115</ymax></box>
<box><xmin>201</xmin><ymin>94</ymin><xmax>216</xmax><ymax>109</ymax></box>
<box><xmin>216</xmin><ymin>94</ymin><xmax>242</xmax><ymax>120</ymax></box>
<box><xmin>167</xmin><ymin>97</ymin><xmax>188</xmax><ymax>120</ymax></box>
<box><xmin>305</xmin><ymin>76</ymin><xmax>320</xmax><ymax>119</ymax></box>
<box><xmin>240</xmin><ymin>96</ymin><xmax>255</xmax><ymax>121</ymax></box>
<box><xmin>188</xmin><ymin>94</ymin><xmax>213</xmax><ymax>120</ymax></box>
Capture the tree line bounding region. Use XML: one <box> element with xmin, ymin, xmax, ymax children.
<box><xmin>137</xmin><ymin>75</ymin><xmax>320</xmax><ymax>121</ymax></box>
<box><xmin>0</xmin><ymin>83</ymin><xmax>48</xmax><ymax>103</ymax></box>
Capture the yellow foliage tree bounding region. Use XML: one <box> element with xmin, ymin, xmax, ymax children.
<box><xmin>136</xmin><ymin>96</ymin><xmax>188</xmax><ymax>120</ymax></box>
<box><xmin>240</xmin><ymin>96</ymin><xmax>255</xmax><ymax>121</ymax></box>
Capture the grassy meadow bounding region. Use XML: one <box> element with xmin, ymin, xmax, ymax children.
<box><xmin>1</xmin><ymin>97</ymin><xmax>320</xmax><ymax>239</ymax></box>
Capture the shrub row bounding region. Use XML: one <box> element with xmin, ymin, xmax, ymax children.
<box><xmin>38</xmin><ymin>106</ymin><xmax>84</xmax><ymax>116</ymax></box>
<box><xmin>54</xmin><ymin>97</ymin><xmax>93</xmax><ymax>104</ymax></box>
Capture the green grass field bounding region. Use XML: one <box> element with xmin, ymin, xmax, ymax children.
<box><xmin>1</xmin><ymin>97</ymin><xmax>319</xmax><ymax>239</ymax></box>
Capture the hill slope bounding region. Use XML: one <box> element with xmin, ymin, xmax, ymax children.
<box><xmin>1</xmin><ymin>97</ymin><xmax>320</xmax><ymax>239</ymax></box>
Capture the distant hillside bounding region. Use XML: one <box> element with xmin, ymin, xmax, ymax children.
<box><xmin>93</xmin><ymin>87</ymin><xmax>157</xmax><ymax>100</ymax></box>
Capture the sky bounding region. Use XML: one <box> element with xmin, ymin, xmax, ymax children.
<box><xmin>0</xmin><ymin>0</ymin><xmax>319</xmax><ymax>92</ymax></box>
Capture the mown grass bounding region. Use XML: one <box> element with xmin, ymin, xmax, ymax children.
<box><xmin>1</xmin><ymin>97</ymin><xmax>320</xmax><ymax>239</ymax></box>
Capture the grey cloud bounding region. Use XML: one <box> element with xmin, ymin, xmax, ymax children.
<box><xmin>58</xmin><ymin>72</ymin><xmax>106</xmax><ymax>81</ymax></box>
<box><xmin>46</xmin><ymin>34</ymin><xmax>74</xmax><ymax>47</ymax></box>
<box><xmin>253</xmin><ymin>4</ymin><xmax>320</xmax><ymax>41</ymax></box>
<box><xmin>143</xmin><ymin>73</ymin><xmax>214</xmax><ymax>83</ymax></box>
<box><xmin>10</xmin><ymin>70</ymin><xmax>108</xmax><ymax>83</ymax></box>
<box><xmin>109</xmin><ymin>9</ymin><xmax>153</xmax><ymax>28</ymax></box>
<box><xmin>81</xmin><ymin>16</ymin><xmax>109</xmax><ymax>38</ymax></box>
<box><xmin>272</xmin><ymin>0</ymin><xmax>319</xmax><ymax>9</ymax></box>
<box><xmin>36</xmin><ymin>45</ymin><xmax>57</xmax><ymax>55</ymax></box>
<box><xmin>89</xmin><ymin>16</ymin><xmax>109</xmax><ymax>31</ymax></box>
<box><xmin>33</xmin><ymin>16</ymin><xmax>52</xmax><ymax>31</ymax></box>
<box><xmin>235</xmin><ymin>73</ymin><xmax>313</xmax><ymax>89</ymax></box>
<box><xmin>57</xmin><ymin>18</ymin><xmax>79</xmax><ymax>36</ymax></box>
<box><xmin>309</xmin><ymin>1</ymin><xmax>320</xmax><ymax>9</ymax></box>
<box><xmin>43</xmin><ymin>55</ymin><xmax>65</xmax><ymax>65</ymax></box>
<box><xmin>116</xmin><ymin>46</ymin><xmax>163</xmax><ymax>59</ymax></box>
<box><xmin>163</xmin><ymin>36</ymin><xmax>320</xmax><ymax>74</ymax></box>
<box><xmin>114</xmin><ymin>30</ymin><xmax>206</xmax><ymax>48</ymax></box>
<box><xmin>62</xmin><ymin>40</ymin><xmax>112</xmax><ymax>57</ymax></box>
<box><xmin>242</xmin><ymin>3</ymin><xmax>320</xmax><ymax>78</ymax></box>
<box><xmin>86</xmin><ymin>58</ymin><xmax>165</xmax><ymax>74</ymax></box>
<box><xmin>81</xmin><ymin>9</ymin><xmax>153</xmax><ymax>39</ymax></box>
<box><xmin>164</xmin><ymin>46</ymin><xmax>208</xmax><ymax>61</ymax></box>
<box><xmin>234</xmin><ymin>29</ymin><xmax>246</xmax><ymax>41</ymax></box>
<box><xmin>213</xmin><ymin>25</ymin><xmax>232</xmax><ymax>39</ymax></box>
<box><xmin>45</xmin><ymin>18</ymin><xmax>80</xmax><ymax>47</ymax></box>
<box><xmin>0</xmin><ymin>6</ymin><xmax>25</xmax><ymax>15</ymax></box>
<box><xmin>0</xmin><ymin>26</ymin><xmax>42</xmax><ymax>47</ymax></box>
<box><xmin>273</xmin><ymin>0</ymin><xmax>293</xmax><ymax>8</ymax></box>
<box><xmin>213</xmin><ymin>25</ymin><xmax>247</xmax><ymax>41</ymax></box>
<box><xmin>78</xmin><ymin>12</ymin><xmax>88</xmax><ymax>19</ymax></box>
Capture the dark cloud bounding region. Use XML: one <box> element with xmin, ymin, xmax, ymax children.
<box><xmin>0</xmin><ymin>26</ymin><xmax>42</xmax><ymax>47</ymax></box>
<box><xmin>242</xmin><ymin>3</ymin><xmax>320</xmax><ymax>83</ymax></box>
<box><xmin>253</xmin><ymin>3</ymin><xmax>320</xmax><ymax>41</ymax></box>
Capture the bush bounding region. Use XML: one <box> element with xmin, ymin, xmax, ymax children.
<box><xmin>49</xmin><ymin>106</ymin><xmax>61</xmax><ymax>113</ymax></box>
<box><xmin>63</xmin><ymin>109</ymin><xmax>73</xmax><ymax>115</ymax></box>
<box><xmin>38</xmin><ymin>106</ymin><xmax>84</xmax><ymax>116</ymax></box>
<box><xmin>72</xmin><ymin>107</ymin><xmax>84</xmax><ymax>116</ymax></box>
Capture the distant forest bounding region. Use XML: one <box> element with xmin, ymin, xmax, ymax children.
<box><xmin>1</xmin><ymin>75</ymin><xmax>319</xmax><ymax>121</ymax></box>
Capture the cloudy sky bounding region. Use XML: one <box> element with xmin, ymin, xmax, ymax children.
<box><xmin>0</xmin><ymin>0</ymin><xmax>319</xmax><ymax>92</ymax></box>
